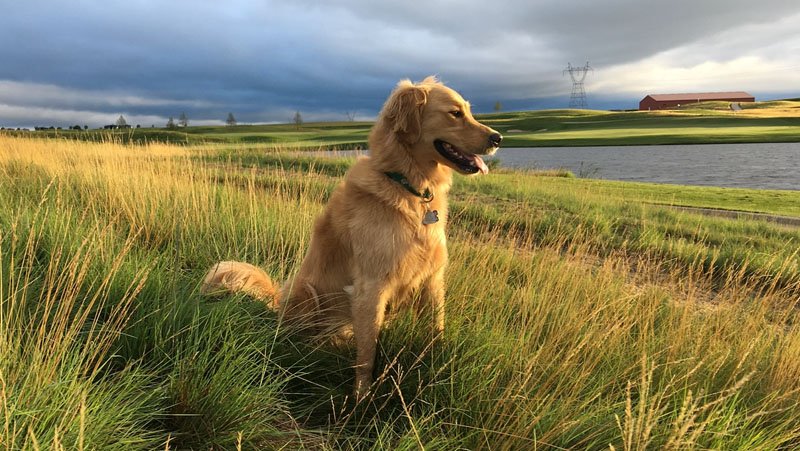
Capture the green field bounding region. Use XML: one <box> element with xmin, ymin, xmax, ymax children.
<box><xmin>483</xmin><ymin>100</ymin><xmax>800</xmax><ymax>146</ymax></box>
<box><xmin>2</xmin><ymin>135</ymin><xmax>800</xmax><ymax>449</ymax></box>
<box><xmin>10</xmin><ymin>99</ymin><xmax>800</xmax><ymax>148</ymax></box>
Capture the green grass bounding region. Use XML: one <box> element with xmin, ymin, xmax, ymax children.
<box><xmin>6</xmin><ymin>122</ymin><xmax>374</xmax><ymax>148</ymax></box>
<box><xmin>548</xmin><ymin>178</ymin><xmax>800</xmax><ymax>217</ymax></box>
<box><xmin>453</xmin><ymin>172</ymin><xmax>800</xmax><ymax>292</ymax></box>
<box><xmin>479</xmin><ymin>104</ymin><xmax>800</xmax><ymax>146</ymax></box>
<box><xmin>2</xmin><ymin>136</ymin><xmax>800</xmax><ymax>449</ymax></box>
<box><xmin>6</xmin><ymin>99</ymin><xmax>800</xmax><ymax>148</ymax></box>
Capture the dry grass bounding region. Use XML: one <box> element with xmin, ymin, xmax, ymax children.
<box><xmin>659</xmin><ymin>100</ymin><xmax>800</xmax><ymax>118</ymax></box>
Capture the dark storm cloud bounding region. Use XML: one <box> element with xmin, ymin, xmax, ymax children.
<box><xmin>1</xmin><ymin>0</ymin><xmax>799</xmax><ymax>127</ymax></box>
<box><xmin>309</xmin><ymin>0</ymin><xmax>800</xmax><ymax>63</ymax></box>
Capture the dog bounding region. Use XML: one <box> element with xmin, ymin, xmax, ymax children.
<box><xmin>202</xmin><ymin>76</ymin><xmax>502</xmax><ymax>397</ymax></box>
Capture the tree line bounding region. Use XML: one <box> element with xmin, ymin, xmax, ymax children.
<box><xmin>5</xmin><ymin>109</ymin><xmax>375</xmax><ymax>132</ymax></box>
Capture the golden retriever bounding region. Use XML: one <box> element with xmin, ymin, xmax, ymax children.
<box><xmin>202</xmin><ymin>76</ymin><xmax>502</xmax><ymax>397</ymax></box>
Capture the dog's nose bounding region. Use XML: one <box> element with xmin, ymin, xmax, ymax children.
<box><xmin>488</xmin><ymin>132</ymin><xmax>503</xmax><ymax>147</ymax></box>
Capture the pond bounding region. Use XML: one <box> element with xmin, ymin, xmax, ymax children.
<box><xmin>490</xmin><ymin>143</ymin><xmax>800</xmax><ymax>190</ymax></box>
<box><xmin>307</xmin><ymin>142</ymin><xmax>800</xmax><ymax>190</ymax></box>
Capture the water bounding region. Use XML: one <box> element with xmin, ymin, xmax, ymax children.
<box><xmin>306</xmin><ymin>143</ymin><xmax>800</xmax><ymax>190</ymax></box>
<box><xmin>491</xmin><ymin>143</ymin><xmax>800</xmax><ymax>190</ymax></box>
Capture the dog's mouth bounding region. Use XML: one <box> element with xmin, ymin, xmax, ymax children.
<box><xmin>434</xmin><ymin>139</ymin><xmax>489</xmax><ymax>174</ymax></box>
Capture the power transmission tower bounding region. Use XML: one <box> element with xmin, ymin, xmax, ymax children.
<box><xmin>563</xmin><ymin>62</ymin><xmax>593</xmax><ymax>108</ymax></box>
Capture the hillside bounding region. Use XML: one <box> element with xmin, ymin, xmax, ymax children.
<box><xmin>3</xmin><ymin>99</ymin><xmax>800</xmax><ymax>147</ymax></box>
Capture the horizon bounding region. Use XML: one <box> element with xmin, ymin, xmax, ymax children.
<box><xmin>3</xmin><ymin>93</ymin><xmax>798</xmax><ymax>131</ymax></box>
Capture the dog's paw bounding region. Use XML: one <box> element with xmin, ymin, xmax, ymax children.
<box><xmin>353</xmin><ymin>378</ymin><xmax>372</xmax><ymax>401</ymax></box>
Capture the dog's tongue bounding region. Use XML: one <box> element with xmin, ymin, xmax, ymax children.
<box><xmin>470</xmin><ymin>154</ymin><xmax>489</xmax><ymax>174</ymax></box>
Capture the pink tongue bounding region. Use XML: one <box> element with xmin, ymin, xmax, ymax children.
<box><xmin>472</xmin><ymin>155</ymin><xmax>489</xmax><ymax>174</ymax></box>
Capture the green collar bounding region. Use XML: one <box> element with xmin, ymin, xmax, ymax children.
<box><xmin>384</xmin><ymin>171</ymin><xmax>433</xmax><ymax>202</ymax></box>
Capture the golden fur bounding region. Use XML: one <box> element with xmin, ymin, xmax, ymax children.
<box><xmin>202</xmin><ymin>77</ymin><xmax>501</xmax><ymax>397</ymax></box>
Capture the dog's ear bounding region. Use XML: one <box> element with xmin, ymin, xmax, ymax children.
<box><xmin>382</xmin><ymin>80</ymin><xmax>428</xmax><ymax>145</ymax></box>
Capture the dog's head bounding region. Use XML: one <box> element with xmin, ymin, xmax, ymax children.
<box><xmin>372</xmin><ymin>76</ymin><xmax>502</xmax><ymax>175</ymax></box>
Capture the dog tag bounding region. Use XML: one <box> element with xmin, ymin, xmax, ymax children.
<box><xmin>422</xmin><ymin>209</ymin><xmax>439</xmax><ymax>225</ymax></box>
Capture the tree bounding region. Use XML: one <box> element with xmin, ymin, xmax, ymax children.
<box><xmin>226</xmin><ymin>112</ymin><xmax>237</xmax><ymax>126</ymax></box>
<box><xmin>166</xmin><ymin>117</ymin><xmax>176</xmax><ymax>129</ymax></box>
<box><xmin>344</xmin><ymin>111</ymin><xmax>356</xmax><ymax>122</ymax></box>
<box><xmin>293</xmin><ymin>111</ymin><xmax>303</xmax><ymax>130</ymax></box>
<box><xmin>494</xmin><ymin>101</ymin><xmax>503</xmax><ymax>112</ymax></box>
<box><xmin>116</xmin><ymin>115</ymin><xmax>128</xmax><ymax>127</ymax></box>
<box><xmin>179</xmin><ymin>112</ymin><xmax>189</xmax><ymax>127</ymax></box>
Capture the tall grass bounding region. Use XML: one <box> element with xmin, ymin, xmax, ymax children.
<box><xmin>0</xmin><ymin>137</ymin><xmax>313</xmax><ymax>449</ymax></box>
<box><xmin>1</xmin><ymin>179</ymin><xmax>157</xmax><ymax>449</ymax></box>
<box><xmin>2</xmin><ymin>134</ymin><xmax>800</xmax><ymax>449</ymax></box>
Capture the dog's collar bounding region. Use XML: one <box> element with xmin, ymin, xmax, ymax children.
<box><xmin>384</xmin><ymin>171</ymin><xmax>433</xmax><ymax>203</ymax></box>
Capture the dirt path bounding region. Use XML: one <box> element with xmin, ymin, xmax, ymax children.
<box><xmin>667</xmin><ymin>205</ymin><xmax>800</xmax><ymax>228</ymax></box>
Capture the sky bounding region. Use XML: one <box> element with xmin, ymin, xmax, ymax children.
<box><xmin>1</xmin><ymin>0</ymin><xmax>799</xmax><ymax>128</ymax></box>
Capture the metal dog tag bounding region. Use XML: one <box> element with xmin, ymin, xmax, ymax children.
<box><xmin>422</xmin><ymin>209</ymin><xmax>439</xmax><ymax>225</ymax></box>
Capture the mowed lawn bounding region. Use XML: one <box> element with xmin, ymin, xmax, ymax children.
<box><xmin>480</xmin><ymin>101</ymin><xmax>800</xmax><ymax>146</ymax></box>
<box><xmin>500</xmin><ymin>124</ymin><xmax>800</xmax><ymax>146</ymax></box>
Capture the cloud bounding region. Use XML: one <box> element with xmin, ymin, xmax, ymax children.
<box><xmin>0</xmin><ymin>81</ymin><xmax>214</xmax><ymax>109</ymax></box>
<box><xmin>591</xmin><ymin>12</ymin><xmax>800</xmax><ymax>99</ymax></box>
<box><xmin>593</xmin><ymin>57</ymin><xmax>800</xmax><ymax>98</ymax></box>
<box><xmin>0</xmin><ymin>80</ymin><xmax>224</xmax><ymax>127</ymax></box>
<box><xmin>0</xmin><ymin>0</ymin><xmax>798</xmax><ymax>126</ymax></box>
<box><xmin>0</xmin><ymin>103</ymin><xmax>167</xmax><ymax>128</ymax></box>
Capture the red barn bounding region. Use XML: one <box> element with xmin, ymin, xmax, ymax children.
<box><xmin>639</xmin><ymin>92</ymin><xmax>755</xmax><ymax>110</ymax></box>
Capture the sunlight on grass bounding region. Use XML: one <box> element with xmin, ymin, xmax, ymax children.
<box><xmin>2</xmin><ymin>134</ymin><xmax>799</xmax><ymax>448</ymax></box>
<box><xmin>523</xmin><ymin>126</ymin><xmax>800</xmax><ymax>141</ymax></box>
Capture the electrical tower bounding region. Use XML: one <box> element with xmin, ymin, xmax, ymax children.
<box><xmin>563</xmin><ymin>62</ymin><xmax>593</xmax><ymax>108</ymax></box>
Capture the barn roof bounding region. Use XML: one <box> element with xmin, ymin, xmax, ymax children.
<box><xmin>645</xmin><ymin>92</ymin><xmax>753</xmax><ymax>101</ymax></box>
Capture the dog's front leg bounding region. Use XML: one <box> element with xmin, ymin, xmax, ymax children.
<box><xmin>351</xmin><ymin>279</ymin><xmax>392</xmax><ymax>398</ymax></box>
<box><xmin>419</xmin><ymin>265</ymin><xmax>446</xmax><ymax>335</ymax></box>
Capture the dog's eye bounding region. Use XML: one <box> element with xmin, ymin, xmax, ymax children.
<box><xmin>449</xmin><ymin>110</ymin><xmax>464</xmax><ymax>118</ymax></box>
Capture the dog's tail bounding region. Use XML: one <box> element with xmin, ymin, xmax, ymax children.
<box><xmin>201</xmin><ymin>261</ymin><xmax>279</xmax><ymax>307</ymax></box>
